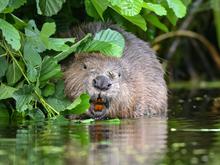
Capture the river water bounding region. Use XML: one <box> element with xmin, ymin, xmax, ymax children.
<box><xmin>1</xmin><ymin>89</ymin><xmax>220</xmax><ymax>165</ymax></box>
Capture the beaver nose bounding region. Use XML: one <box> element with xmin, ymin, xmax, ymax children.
<box><xmin>93</xmin><ymin>75</ymin><xmax>112</xmax><ymax>91</ymax></box>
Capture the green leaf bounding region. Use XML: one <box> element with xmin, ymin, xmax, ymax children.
<box><xmin>145</xmin><ymin>14</ymin><xmax>168</xmax><ymax>32</ymax></box>
<box><xmin>81</xmin><ymin>29</ymin><xmax>125</xmax><ymax>57</ymax></box>
<box><xmin>0</xmin><ymin>57</ymin><xmax>8</xmax><ymax>78</ymax></box>
<box><xmin>123</xmin><ymin>14</ymin><xmax>147</xmax><ymax>31</ymax></box>
<box><xmin>36</xmin><ymin>0</ymin><xmax>66</xmax><ymax>16</ymax></box>
<box><xmin>25</xmin><ymin>20</ymin><xmax>46</xmax><ymax>53</ymax></box>
<box><xmin>166</xmin><ymin>8</ymin><xmax>178</xmax><ymax>25</ymax></box>
<box><xmin>0</xmin><ymin>83</ymin><xmax>17</xmax><ymax>100</ymax></box>
<box><xmin>40</xmin><ymin>56</ymin><xmax>62</xmax><ymax>82</ymax></box>
<box><xmin>85</xmin><ymin>0</ymin><xmax>100</xmax><ymax>19</ymax></box>
<box><xmin>47</xmin><ymin>38</ymin><xmax>75</xmax><ymax>51</ymax></box>
<box><xmin>3</xmin><ymin>0</ymin><xmax>27</xmax><ymax>13</ymax></box>
<box><xmin>47</xmin><ymin>97</ymin><xmax>70</xmax><ymax>112</ymax></box>
<box><xmin>0</xmin><ymin>0</ymin><xmax>9</xmax><ymax>13</ymax></box>
<box><xmin>109</xmin><ymin>0</ymin><xmax>143</xmax><ymax>16</ymax></box>
<box><xmin>42</xmin><ymin>83</ymin><xmax>55</xmax><ymax>97</ymax></box>
<box><xmin>12</xmin><ymin>85</ymin><xmax>33</xmax><ymax>112</ymax></box>
<box><xmin>26</xmin><ymin>64</ymin><xmax>38</xmax><ymax>82</ymax></box>
<box><xmin>143</xmin><ymin>2</ymin><xmax>167</xmax><ymax>16</ymax></box>
<box><xmin>90</xmin><ymin>0</ymin><xmax>109</xmax><ymax>20</ymax></box>
<box><xmin>66</xmin><ymin>93</ymin><xmax>90</xmax><ymax>115</ymax></box>
<box><xmin>40</xmin><ymin>22</ymin><xmax>56</xmax><ymax>46</ymax></box>
<box><xmin>166</xmin><ymin>0</ymin><xmax>186</xmax><ymax>18</ymax></box>
<box><xmin>53</xmin><ymin>80</ymin><xmax>66</xmax><ymax>99</ymax></box>
<box><xmin>23</xmin><ymin>41</ymin><xmax>42</xmax><ymax>66</ymax></box>
<box><xmin>6</xmin><ymin>60</ymin><xmax>23</xmax><ymax>85</ymax></box>
<box><xmin>0</xmin><ymin>18</ymin><xmax>21</xmax><ymax>51</ymax></box>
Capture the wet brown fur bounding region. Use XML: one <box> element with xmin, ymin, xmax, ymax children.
<box><xmin>62</xmin><ymin>22</ymin><xmax>167</xmax><ymax>118</ymax></box>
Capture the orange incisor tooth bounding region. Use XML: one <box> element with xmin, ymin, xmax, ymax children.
<box><xmin>94</xmin><ymin>104</ymin><xmax>104</xmax><ymax>111</ymax></box>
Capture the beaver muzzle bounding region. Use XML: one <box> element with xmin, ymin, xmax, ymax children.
<box><xmin>89</xmin><ymin>95</ymin><xmax>110</xmax><ymax>119</ymax></box>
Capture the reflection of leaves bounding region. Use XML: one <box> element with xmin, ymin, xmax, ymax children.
<box><xmin>12</xmin><ymin>85</ymin><xmax>34</xmax><ymax>112</ymax></box>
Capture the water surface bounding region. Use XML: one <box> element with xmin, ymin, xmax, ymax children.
<box><xmin>1</xmin><ymin>89</ymin><xmax>220</xmax><ymax>165</ymax></box>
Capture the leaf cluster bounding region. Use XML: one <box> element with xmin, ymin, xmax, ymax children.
<box><xmin>0</xmin><ymin>0</ymin><xmax>125</xmax><ymax>120</ymax></box>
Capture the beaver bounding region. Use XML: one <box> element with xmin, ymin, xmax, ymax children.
<box><xmin>62</xmin><ymin>22</ymin><xmax>167</xmax><ymax>119</ymax></box>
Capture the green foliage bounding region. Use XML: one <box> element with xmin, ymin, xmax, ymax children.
<box><xmin>0</xmin><ymin>0</ymin><xmax>188</xmax><ymax>120</ymax></box>
<box><xmin>80</xmin><ymin>29</ymin><xmax>125</xmax><ymax>57</ymax></box>
<box><xmin>85</xmin><ymin>0</ymin><xmax>188</xmax><ymax>31</ymax></box>
<box><xmin>36</xmin><ymin>0</ymin><xmax>66</xmax><ymax>16</ymax></box>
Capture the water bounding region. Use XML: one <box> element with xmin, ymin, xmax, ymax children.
<box><xmin>1</xmin><ymin>89</ymin><xmax>220</xmax><ymax>165</ymax></box>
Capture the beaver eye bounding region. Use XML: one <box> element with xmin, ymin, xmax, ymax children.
<box><xmin>118</xmin><ymin>73</ymin><xmax>121</xmax><ymax>77</ymax></box>
<box><xmin>83</xmin><ymin>63</ymin><xmax>87</xmax><ymax>69</ymax></box>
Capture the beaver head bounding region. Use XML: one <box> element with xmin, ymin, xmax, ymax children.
<box><xmin>63</xmin><ymin>53</ymin><xmax>132</xmax><ymax>119</ymax></box>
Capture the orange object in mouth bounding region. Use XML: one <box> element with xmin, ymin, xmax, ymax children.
<box><xmin>94</xmin><ymin>104</ymin><xmax>104</xmax><ymax>111</ymax></box>
<box><xmin>94</xmin><ymin>98</ymin><xmax>105</xmax><ymax>111</ymax></box>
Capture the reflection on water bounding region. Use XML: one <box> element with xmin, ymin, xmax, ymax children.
<box><xmin>1</xmin><ymin>89</ymin><xmax>220</xmax><ymax>165</ymax></box>
<box><xmin>0</xmin><ymin>118</ymin><xmax>167</xmax><ymax>165</ymax></box>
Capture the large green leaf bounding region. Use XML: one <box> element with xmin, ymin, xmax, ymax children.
<box><xmin>0</xmin><ymin>0</ymin><xmax>9</xmax><ymax>13</ymax></box>
<box><xmin>166</xmin><ymin>0</ymin><xmax>186</xmax><ymax>18</ymax></box>
<box><xmin>109</xmin><ymin>0</ymin><xmax>143</xmax><ymax>16</ymax></box>
<box><xmin>90</xmin><ymin>0</ymin><xmax>109</xmax><ymax>20</ymax></box>
<box><xmin>0</xmin><ymin>18</ymin><xmax>21</xmax><ymax>51</ymax></box>
<box><xmin>6</xmin><ymin>60</ymin><xmax>23</xmax><ymax>85</ymax></box>
<box><xmin>81</xmin><ymin>29</ymin><xmax>125</xmax><ymax>57</ymax></box>
<box><xmin>0</xmin><ymin>57</ymin><xmax>8</xmax><ymax>78</ymax></box>
<box><xmin>143</xmin><ymin>2</ymin><xmax>167</xmax><ymax>16</ymax></box>
<box><xmin>65</xmin><ymin>93</ymin><xmax>90</xmax><ymax>115</ymax></box>
<box><xmin>145</xmin><ymin>14</ymin><xmax>168</xmax><ymax>32</ymax></box>
<box><xmin>0</xmin><ymin>83</ymin><xmax>17</xmax><ymax>100</ymax></box>
<box><xmin>36</xmin><ymin>0</ymin><xmax>66</xmax><ymax>16</ymax></box>
<box><xmin>40</xmin><ymin>56</ymin><xmax>62</xmax><ymax>82</ymax></box>
<box><xmin>12</xmin><ymin>85</ymin><xmax>33</xmax><ymax>112</ymax></box>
